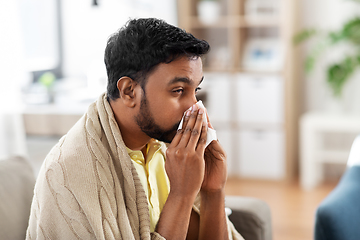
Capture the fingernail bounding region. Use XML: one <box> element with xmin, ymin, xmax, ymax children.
<box><xmin>191</xmin><ymin>104</ymin><xmax>198</xmax><ymax>112</ymax></box>
<box><xmin>198</xmin><ymin>108</ymin><xmax>204</xmax><ymax>114</ymax></box>
<box><xmin>186</xmin><ymin>110</ymin><xmax>191</xmax><ymax>116</ymax></box>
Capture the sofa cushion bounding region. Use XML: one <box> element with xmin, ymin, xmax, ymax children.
<box><xmin>226</xmin><ymin>196</ymin><xmax>272</xmax><ymax>240</ymax></box>
<box><xmin>0</xmin><ymin>156</ymin><xmax>35</xmax><ymax>240</ymax></box>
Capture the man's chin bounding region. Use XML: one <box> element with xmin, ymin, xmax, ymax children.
<box><xmin>143</xmin><ymin>121</ymin><xmax>181</xmax><ymax>144</ymax></box>
<box><xmin>155</xmin><ymin>130</ymin><xmax>177</xmax><ymax>144</ymax></box>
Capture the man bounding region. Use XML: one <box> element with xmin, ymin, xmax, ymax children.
<box><xmin>26</xmin><ymin>18</ymin><xmax>243</xmax><ymax>240</ymax></box>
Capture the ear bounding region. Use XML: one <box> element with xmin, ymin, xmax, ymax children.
<box><xmin>117</xmin><ymin>77</ymin><xmax>140</xmax><ymax>108</ymax></box>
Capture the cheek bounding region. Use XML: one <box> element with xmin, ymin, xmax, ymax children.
<box><xmin>154</xmin><ymin>102</ymin><xmax>185</xmax><ymax>125</ymax></box>
<box><xmin>163</xmin><ymin>108</ymin><xmax>183</xmax><ymax>123</ymax></box>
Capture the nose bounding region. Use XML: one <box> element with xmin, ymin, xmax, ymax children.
<box><xmin>192</xmin><ymin>93</ymin><xmax>198</xmax><ymax>105</ymax></box>
<box><xmin>184</xmin><ymin>94</ymin><xmax>198</xmax><ymax>112</ymax></box>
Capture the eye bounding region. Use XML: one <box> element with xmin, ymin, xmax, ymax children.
<box><xmin>172</xmin><ymin>88</ymin><xmax>184</xmax><ymax>95</ymax></box>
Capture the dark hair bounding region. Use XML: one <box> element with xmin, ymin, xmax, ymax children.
<box><xmin>104</xmin><ymin>18</ymin><xmax>210</xmax><ymax>100</ymax></box>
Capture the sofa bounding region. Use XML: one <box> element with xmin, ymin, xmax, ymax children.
<box><xmin>314</xmin><ymin>135</ymin><xmax>360</xmax><ymax>240</ymax></box>
<box><xmin>0</xmin><ymin>156</ymin><xmax>272</xmax><ymax>240</ymax></box>
<box><xmin>0</xmin><ymin>156</ymin><xmax>35</xmax><ymax>240</ymax></box>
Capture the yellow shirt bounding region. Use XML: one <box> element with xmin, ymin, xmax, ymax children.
<box><xmin>127</xmin><ymin>139</ymin><xmax>170</xmax><ymax>232</ymax></box>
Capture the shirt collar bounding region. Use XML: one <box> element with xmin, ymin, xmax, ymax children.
<box><xmin>126</xmin><ymin>139</ymin><xmax>163</xmax><ymax>164</ymax></box>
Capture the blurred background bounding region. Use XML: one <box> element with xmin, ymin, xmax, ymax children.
<box><xmin>1</xmin><ymin>0</ymin><xmax>360</xmax><ymax>239</ymax></box>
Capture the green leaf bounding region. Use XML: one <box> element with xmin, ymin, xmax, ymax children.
<box><xmin>328</xmin><ymin>31</ymin><xmax>346</xmax><ymax>43</ymax></box>
<box><xmin>303</xmin><ymin>38</ymin><xmax>333</xmax><ymax>73</ymax></box>
<box><xmin>293</xmin><ymin>29</ymin><xmax>317</xmax><ymax>45</ymax></box>
<box><xmin>327</xmin><ymin>57</ymin><xmax>357</xmax><ymax>97</ymax></box>
<box><xmin>305</xmin><ymin>56</ymin><xmax>315</xmax><ymax>73</ymax></box>
<box><xmin>342</xmin><ymin>17</ymin><xmax>360</xmax><ymax>44</ymax></box>
<box><xmin>293</xmin><ymin>2</ymin><xmax>360</xmax><ymax>97</ymax></box>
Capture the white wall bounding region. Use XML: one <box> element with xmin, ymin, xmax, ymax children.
<box><xmin>61</xmin><ymin>0</ymin><xmax>177</xmax><ymax>81</ymax></box>
<box><xmin>0</xmin><ymin>1</ymin><xmax>29</xmax><ymax>160</ymax></box>
<box><xmin>300</xmin><ymin>0</ymin><xmax>360</xmax><ymax>114</ymax></box>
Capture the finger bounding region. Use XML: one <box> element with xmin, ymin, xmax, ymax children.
<box><xmin>188</xmin><ymin>108</ymin><xmax>206</xmax><ymax>148</ymax></box>
<box><xmin>171</xmin><ymin>107</ymin><xmax>191</xmax><ymax>147</ymax></box>
<box><xmin>204</xmin><ymin>108</ymin><xmax>214</xmax><ymax>129</ymax></box>
<box><xmin>169</xmin><ymin>128</ymin><xmax>184</xmax><ymax>147</ymax></box>
<box><xmin>196</xmin><ymin>120</ymin><xmax>208</xmax><ymax>153</ymax></box>
<box><xmin>178</xmin><ymin>104</ymin><xmax>199</xmax><ymax>147</ymax></box>
<box><xmin>208</xmin><ymin>139</ymin><xmax>221</xmax><ymax>150</ymax></box>
<box><xmin>206</xmin><ymin>140</ymin><xmax>226</xmax><ymax>159</ymax></box>
<box><xmin>181</xmin><ymin>109</ymin><xmax>191</xmax><ymax>130</ymax></box>
<box><xmin>179</xmin><ymin>104</ymin><xmax>194</xmax><ymax>130</ymax></box>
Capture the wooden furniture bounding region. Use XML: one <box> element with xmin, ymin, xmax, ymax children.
<box><xmin>177</xmin><ymin>0</ymin><xmax>299</xmax><ymax>181</ymax></box>
<box><xmin>22</xmin><ymin>103</ymin><xmax>86</xmax><ymax>136</ymax></box>
<box><xmin>300</xmin><ymin>112</ymin><xmax>360</xmax><ymax>189</ymax></box>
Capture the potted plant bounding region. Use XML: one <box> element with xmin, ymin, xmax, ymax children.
<box><xmin>294</xmin><ymin>0</ymin><xmax>360</xmax><ymax>98</ymax></box>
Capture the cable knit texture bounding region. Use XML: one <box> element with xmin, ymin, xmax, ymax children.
<box><xmin>26</xmin><ymin>93</ymin><xmax>243</xmax><ymax>240</ymax></box>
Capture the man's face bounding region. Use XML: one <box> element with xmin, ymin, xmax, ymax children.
<box><xmin>134</xmin><ymin>56</ymin><xmax>203</xmax><ymax>143</ymax></box>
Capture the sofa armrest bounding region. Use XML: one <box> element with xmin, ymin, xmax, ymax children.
<box><xmin>314</xmin><ymin>166</ymin><xmax>360</xmax><ymax>240</ymax></box>
<box><xmin>226</xmin><ymin>196</ymin><xmax>272</xmax><ymax>240</ymax></box>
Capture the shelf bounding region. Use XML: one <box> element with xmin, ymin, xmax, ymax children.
<box><xmin>317</xmin><ymin>150</ymin><xmax>350</xmax><ymax>164</ymax></box>
<box><xmin>189</xmin><ymin>15</ymin><xmax>281</xmax><ymax>29</ymax></box>
<box><xmin>178</xmin><ymin>0</ymin><xmax>298</xmax><ymax>181</ymax></box>
<box><xmin>203</xmin><ymin>67</ymin><xmax>233</xmax><ymax>72</ymax></box>
<box><xmin>242</xmin><ymin>15</ymin><xmax>281</xmax><ymax>27</ymax></box>
<box><xmin>236</xmin><ymin>68</ymin><xmax>283</xmax><ymax>75</ymax></box>
<box><xmin>189</xmin><ymin>16</ymin><xmax>231</xmax><ymax>29</ymax></box>
<box><xmin>234</xmin><ymin>122</ymin><xmax>284</xmax><ymax>131</ymax></box>
<box><xmin>211</xmin><ymin>121</ymin><xmax>284</xmax><ymax>131</ymax></box>
<box><xmin>204</xmin><ymin>67</ymin><xmax>283</xmax><ymax>75</ymax></box>
<box><xmin>22</xmin><ymin>102</ymin><xmax>88</xmax><ymax>115</ymax></box>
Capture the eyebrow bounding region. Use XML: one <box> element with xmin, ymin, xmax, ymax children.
<box><xmin>168</xmin><ymin>76</ymin><xmax>204</xmax><ymax>86</ymax></box>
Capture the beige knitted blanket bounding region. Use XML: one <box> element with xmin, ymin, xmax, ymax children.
<box><xmin>26</xmin><ymin>93</ymin><xmax>243</xmax><ymax>240</ymax></box>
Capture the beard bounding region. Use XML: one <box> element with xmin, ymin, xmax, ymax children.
<box><xmin>134</xmin><ymin>94</ymin><xmax>180</xmax><ymax>143</ymax></box>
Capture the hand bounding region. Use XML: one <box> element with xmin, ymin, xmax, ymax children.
<box><xmin>199</xmin><ymin>115</ymin><xmax>229</xmax><ymax>240</ymax></box>
<box><xmin>201</xmin><ymin>112</ymin><xmax>227</xmax><ymax>193</ymax></box>
<box><xmin>165</xmin><ymin>104</ymin><xmax>208</xmax><ymax>199</ymax></box>
<box><xmin>157</xmin><ymin>105</ymin><xmax>208</xmax><ymax>239</ymax></box>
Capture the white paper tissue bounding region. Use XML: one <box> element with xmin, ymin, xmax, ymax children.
<box><xmin>177</xmin><ymin>100</ymin><xmax>217</xmax><ymax>147</ymax></box>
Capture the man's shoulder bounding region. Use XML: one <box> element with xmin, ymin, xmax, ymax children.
<box><xmin>38</xmin><ymin>117</ymin><xmax>96</xmax><ymax>177</ymax></box>
<box><xmin>36</xmin><ymin>131</ymin><xmax>106</xmax><ymax>195</ymax></box>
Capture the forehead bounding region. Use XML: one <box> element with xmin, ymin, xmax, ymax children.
<box><xmin>146</xmin><ymin>57</ymin><xmax>203</xmax><ymax>87</ymax></box>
